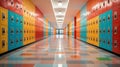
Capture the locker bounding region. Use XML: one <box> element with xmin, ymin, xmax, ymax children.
<box><xmin>113</xmin><ymin>37</ymin><xmax>120</xmax><ymax>54</ymax></box>
<box><xmin>99</xmin><ymin>13</ymin><xmax>106</xmax><ymax>49</ymax></box>
<box><xmin>112</xmin><ymin>8</ymin><xmax>120</xmax><ymax>24</ymax></box>
<box><xmin>9</xmin><ymin>27</ymin><xmax>15</xmax><ymax>36</ymax></box>
<box><xmin>112</xmin><ymin>7</ymin><xmax>120</xmax><ymax>54</ymax></box>
<box><xmin>0</xmin><ymin>37</ymin><xmax>8</xmax><ymax>54</ymax></box>
<box><xmin>0</xmin><ymin>7</ymin><xmax>8</xmax><ymax>25</ymax></box>
<box><xmin>0</xmin><ymin>25</ymin><xmax>8</xmax><ymax>38</ymax></box>
<box><xmin>15</xmin><ymin>37</ymin><xmax>20</xmax><ymax>48</ymax></box>
<box><xmin>0</xmin><ymin>0</ymin><xmax>9</xmax><ymax>9</ymax></box>
<box><xmin>8</xmin><ymin>37</ymin><xmax>15</xmax><ymax>51</ymax></box>
<box><xmin>8</xmin><ymin>10</ymin><xmax>16</xmax><ymax>26</ymax></box>
<box><xmin>14</xmin><ymin>0</ymin><xmax>23</xmax><ymax>15</ymax></box>
<box><xmin>7</xmin><ymin>0</ymin><xmax>16</xmax><ymax>12</ymax></box>
<box><xmin>106</xmin><ymin>10</ymin><xmax>112</xmax><ymax>51</ymax></box>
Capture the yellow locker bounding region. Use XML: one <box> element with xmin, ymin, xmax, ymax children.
<box><xmin>0</xmin><ymin>7</ymin><xmax>8</xmax><ymax>26</ymax></box>
<box><xmin>0</xmin><ymin>25</ymin><xmax>8</xmax><ymax>38</ymax></box>
<box><xmin>0</xmin><ymin>37</ymin><xmax>8</xmax><ymax>54</ymax></box>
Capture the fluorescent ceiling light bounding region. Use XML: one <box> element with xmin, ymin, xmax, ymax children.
<box><xmin>58</xmin><ymin>2</ymin><xmax>62</xmax><ymax>6</ymax></box>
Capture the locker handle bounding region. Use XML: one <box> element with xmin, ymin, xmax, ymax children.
<box><xmin>16</xmin><ymin>18</ymin><xmax>19</xmax><ymax>23</ymax></box>
<box><xmin>108</xmin><ymin>41</ymin><xmax>110</xmax><ymax>45</ymax></box>
<box><xmin>103</xmin><ymin>2</ymin><xmax>105</xmax><ymax>7</ymax></box>
<box><xmin>10</xmin><ymin>40</ymin><xmax>14</xmax><ymax>44</ymax></box>
<box><xmin>2</xmin><ymin>13</ymin><xmax>5</xmax><ymax>20</ymax></box>
<box><xmin>114</xmin><ymin>27</ymin><xmax>117</xmax><ymax>34</ymax></box>
<box><xmin>108</xmin><ymin>0</ymin><xmax>110</xmax><ymax>4</ymax></box>
<box><xmin>108</xmin><ymin>28</ymin><xmax>110</xmax><ymax>33</ymax></box>
<box><xmin>2</xmin><ymin>40</ymin><xmax>5</xmax><ymax>48</ymax></box>
<box><xmin>114</xmin><ymin>40</ymin><xmax>117</xmax><ymax>47</ymax></box>
<box><xmin>16</xmin><ymin>39</ymin><xmax>18</xmax><ymax>43</ymax></box>
<box><xmin>20</xmin><ymin>20</ymin><xmax>23</xmax><ymax>24</ymax></box>
<box><xmin>103</xmin><ymin>18</ymin><xmax>106</xmax><ymax>22</ymax></box>
<box><xmin>16</xmin><ymin>29</ymin><xmax>19</xmax><ymax>34</ymax></box>
<box><xmin>11</xmin><ymin>1</ymin><xmax>14</xmax><ymax>5</ymax></box>
<box><xmin>24</xmin><ymin>10</ymin><xmax>26</xmax><ymax>13</ymax></box>
<box><xmin>11</xmin><ymin>16</ymin><xmax>14</xmax><ymax>21</ymax></box>
<box><xmin>114</xmin><ymin>12</ymin><xmax>117</xmax><ymax>20</ymax></box>
<box><xmin>16</xmin><ymin>4</ymin><xmax>18</xmax><ymax>8</ymax></box>
<box><xmin>2</xmin><ymin>28</ymin><xmax>5</xmax><ymax>35</ymax></box>
<box><xmin>10</xmin><ymin>29</ymin><xmax>14</xmax><ymax>33</ymax></box>
<box><xmin>108</xmin><ymin>15</ymin><xmax>110</xmax><ymax>21</ymax></box>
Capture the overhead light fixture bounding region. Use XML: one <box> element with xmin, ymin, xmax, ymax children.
<box><xmin>58</xmin><ymin>2</ymin><xmax>62</xmax><ymax>6</ymax></box>
<box><xmin>51</xmin><ymin>0</ymin><xmax>69</xmax><ymax>29</ymax></box>
<box><xmin>58</xmin><ymin>1</ymin><xmax>62</xmax><ymax>7</ymax></box>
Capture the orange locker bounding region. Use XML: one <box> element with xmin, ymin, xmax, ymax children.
<box><xmin>0</xmin><ymin>7</ymin><xmax>8</xmax><ymax>26</ymax></box>
<box><xmin>0</xmin><ymin>37</ymin><xmax>8</xmax><ymax>54</ymax></box>
<box><xmin>75</xmin><ymin>11</ymin><xmax>80</xmax><ymax>39</ymax></box>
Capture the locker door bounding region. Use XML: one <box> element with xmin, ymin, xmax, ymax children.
<box><xmin>0</xmin><ymin>7</ymin><xmax>8</xmax><ymax>26</ymax></box>
<box><xmin>0</xmin><ymin>37</ymin><xmax>8</xmax><ymax>54</ymax></box>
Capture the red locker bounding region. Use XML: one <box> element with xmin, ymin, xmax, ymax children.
<box><xmin>0</xmin><ymin>0</ymin><xmax>9</xmax><ymax>9</ymax></box>
<box><xmin>35</xmin><ymin>7</ymin><xmax>44</xmax><ymax>41</ymax></box>
<box><xmin>14</xmin><ymin>0</ymin><xmax>23</xmax><ymax>15</ymax></box>
<box><xmin>7</xmin><ymin>0</ymin><xmax>16</xmax><ymax>12</ymax></box>
<box><xmin>99</xmin><ymin>0</ymin><xmax>112</xmax><ymax>13</ymax></box>
<box><xmin>112</xmin><ymin>7</ymin><xmax>120</xmax><ymax>23</ymax></box>
<box><xmin>112</xmin><ymin>7</ymin><xmax>120</xmax><ymax>54</ymax></box>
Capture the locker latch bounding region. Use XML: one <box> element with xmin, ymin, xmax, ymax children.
<box><xmin>2</xmin><ymin>13</ymin><xmax>5</xmax><ymax>20</ymax></box>
<box><xmin>114</xmin><ymin>12</ymin><xmax>118</xmax><ymax>20</ymax></box>
<box><xmin>108</xmin><ymin>28</ymin><xmax>110</xmax><ymax>33</ymax></box>
<box><xmin>11</xmin><ymin>16</ymin><xmax>14</xmax><ymax>21</ymax></box>
<box><xmin>114</xmin><ymin>40</ymin><xmax>117</xmax><ymax>47</ymax></box>
<box><xmin>16</xmin><ymin>29</ymin><xmax>19</xmax><ymax>34</ymax></box>
<box><xmin>20</xmin><ymin>30</ymin><xmax>22</xmax><ymax>33</ymax></box>
<box><xmin>2</xmin><ymin>40</ymin><xmax>5</xmax><ymax>48</ymax></box>
<box><xmin>108</xmin><ymin>40</ymin><xmax>110</xmax><ymax>45</ymax></box>
<box><xmin>108</xmin><ymin>15</ymin><xmax>110</xmax><ymax>21</ymax></box>
<box><xmin>10</xmin><ymin>40</ymin><xmax>14</xmax><ymax>44</ymax></box>
<box><xmin>20</xmin><ymin>20</ymin><xmax>22</xmax><ymax>24</ymax></box>
<box><xmin>16</xmin><ymin>39</ymin><xmax>18</xmax><ymax>43</ymax></box>
<box><xmin>2</xmin><ymin>27</ymin><xmax>5</xmax><ymax>35</ymax></box>
<box><xmin>16</xmin><ymin>18</ymin><xmax>19</xmax><ymax>23</ymax></box>
<box><xmin>10</xmin><ymin>29</ymin><xmax>14</xmax><ymax>33</ymax></box>
<box><xmin>114</xmin><ymin>27</ymin><xmax>117</xmax><ymax>34</ymax></box>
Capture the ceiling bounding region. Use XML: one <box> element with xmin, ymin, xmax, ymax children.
<box><xmin>31</xmin><ymin>0</ymin><xmax>88</xmax><ymax>29</ymax></box>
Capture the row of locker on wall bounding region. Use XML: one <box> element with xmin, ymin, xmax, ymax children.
<box><xmin>0</xmin><ymin>7</ymin><xmax>49</xmax><ymax>54</ymax></box>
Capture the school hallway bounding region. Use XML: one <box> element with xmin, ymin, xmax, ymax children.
<box><xmin>0</xmin><ymin>0</ymin><xmax>120</xmax><ymax>67</ymax></box>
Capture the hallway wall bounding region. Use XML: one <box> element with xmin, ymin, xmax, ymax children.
<box><xmin>0</xmin><ymin>0</ymin><xmax>55</xmax><ymax>55</ymax></box>
<box><xmin>66</xmin><ymin>0</ymin><xmax>120</xmax><ymax>55</ymax></box>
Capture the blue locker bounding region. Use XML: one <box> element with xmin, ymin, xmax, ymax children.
<box><xmin>99</xmin><ymin>10</ymin><xmax>113</xmax><ymax>51</ymax></box>
<box><xmin>80</xmin><ymin>4</ymin><xmax>87</xmax><ymax>42</ymax></box>
<box><xmin>8</xmin><ymin>36</ymin><xmax>15</xmax><ymax>50</ymax></box>
<box><xmin>99</xmin><ymin>12</ymin><xmax>106</xmax><ymax>49</ymax></box>
<box><xmin>8</xmin><ymin>10</ymin><xmax>16</xmax><ymax>51</ymax></box>
<box><xmin>15</xmin><ymin>13</ymin><xmax>23</xmax><ymax>48</ymax></box>
<box><xmin>105</xmin><ymin>10</ymin><xmax>113</xmax><ymax>51</ymax></box>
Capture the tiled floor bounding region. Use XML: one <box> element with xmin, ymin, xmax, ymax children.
<box><xmin>0</xmin><ymin>35</ymin><xmax>120</xmax><ymax>67</ymax></box>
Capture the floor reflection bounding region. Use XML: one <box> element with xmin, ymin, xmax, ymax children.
<box><xmin>0</xmin><ymin>35</ymin><xmax>120</xmax><ymax>67</ymax></box>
